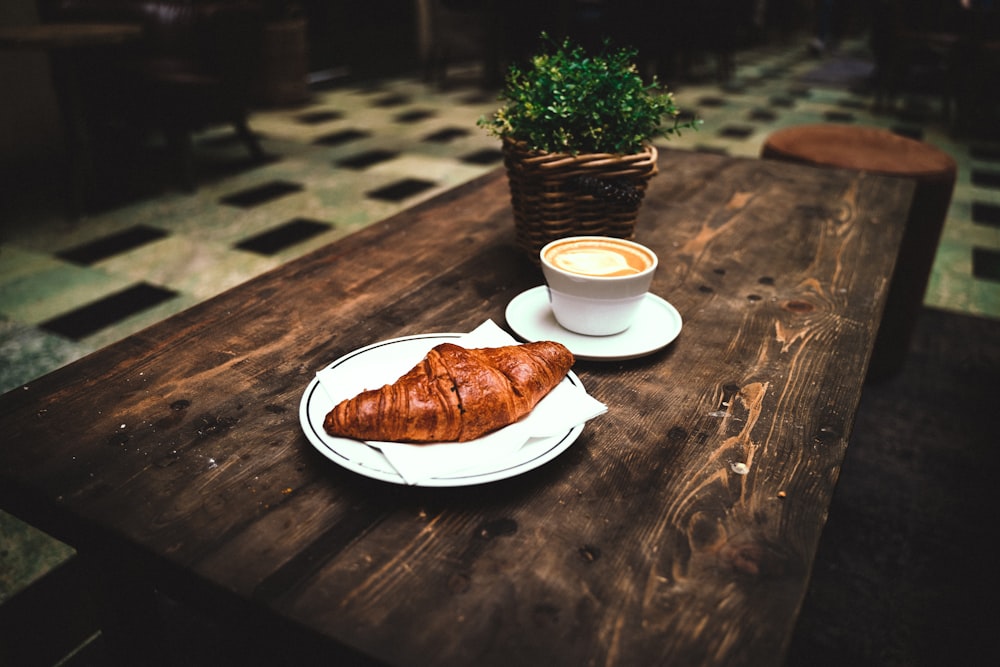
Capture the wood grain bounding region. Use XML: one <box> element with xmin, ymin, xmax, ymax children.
<box><xmin>0</xmin><ymin>149</ymin><xmax>914</xmax><ymax>666</ymax></box>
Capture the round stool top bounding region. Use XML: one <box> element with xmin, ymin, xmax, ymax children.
<box><xmin>762</xmin><ymin>124</ymin><xmax>956</xmax><ymax>182</ymax></box>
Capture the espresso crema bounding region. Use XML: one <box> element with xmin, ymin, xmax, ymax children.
<box><xmin>545</xmin><ymin>239</ymin><xmax>653</xmax><ymax>277</ymax></box>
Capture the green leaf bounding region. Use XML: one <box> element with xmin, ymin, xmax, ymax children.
<box><xmin>477</xmin><ymin>33</ymin><xmax>699</xmax><ymax>154</ymax></box>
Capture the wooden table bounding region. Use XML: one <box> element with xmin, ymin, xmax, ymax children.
<box><xmin>0</xmin><ymin>23</ymin><xmax>143</xmax><ymax>218</ymax></box>
<box><xmin>0</xmin><ymin>150</ymin><xmax>914</xmax><ymax>666</ymax></box>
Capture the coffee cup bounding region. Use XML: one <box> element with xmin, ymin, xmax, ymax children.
<box><xmin>540</xmin><ymin>236</ymin><xmax>658</xmax><ymax>336</ymax></box>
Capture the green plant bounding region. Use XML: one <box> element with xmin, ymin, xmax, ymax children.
<box><xmin>478</xmin><ymin>34</ymin><xmax>698</xmax><ymax>155</ymax></box>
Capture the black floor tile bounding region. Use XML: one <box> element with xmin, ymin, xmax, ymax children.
<box><xmin>424</xmin><ymin>127</ymin><xmax>471</xmax><ymax>143</ymax></box>
<box><xmin>972</xmin><ymin>247</ymin><xmax>1000</xmax><ymax>282</ymax></box>
<box><xmin>787</xmin><ymin>85</ymin><xmax>811</xmax><ymax>98</ymax></box>
<box><xmin>970</xmin><ymin>145</ymin><xmax>1000</xmax><ymax>161</ymax></box>
<box><xmin>698</xmin><ymin>96</ymin><xmax>726</xmax><ymax>108</ymax></box>
<box><xmin>823</xmin><ymin>110</ymin><xmax>855</xmax><ymax>122</ymax></box>
<box><xmin>675</xmin><ymin>111</ymin><xmax>699</xmax><ymax>126</ymax></box>
<box><xmin>719</xmin><ymin>125</ymin><xmax>755</xmax><ymax>139</ymax></box>
<box><xmin>336</xmin><ymin>149</ymin><xmax>399</xmax><ymax>169</ymax></box>
<box><xmin>395</xmin><ymin>109</ymin><xmax>436</xmax><ymax>123</ymax></box>
<box><xmin>297</xmin><ymin>110</ymin><xmax>344</xmax><ymax>124</ymax></box>
<box><xmin>972</xmin><ymin>202</ymin><xmax>1000</xmax><ymax>228</ymax></box>
<box><xmin>460</xmin><ymin>148</ymin><xmax>503</xmax><ymax>165</ymax></box>
<box><xmin>235</xmin><ymin>218</ymin><xmax>333</xmax><ymax>255</ymax></box>
<box><xmin>749</xmin><ymin>108</ymin><xmax>778</xmax><ymax>122</ymax></box>
<box><xmin>769</xmin><ymin>95</ymin><xmax>796</xmax><ymax>108</ymax></box>
<box><xmin>366</xmin><ymin>178</ymin><xmax>437</xmax><ymax>202</ymax></box>
<box><xmin>57</xmin><ymin>225</ymin><xmax>168</xmax><ymax>266</ymax></box>
<box><xmin>40</xmin><ymin>283</ymin><xmax>178</xmax><ymax>341</ymax></box>
<box><xmin>220</xmin><ymin>180</ymin><xmax>303</xmax><ymax>208</ymax></box>
<box><xmin>972</xmin><ymin>170</ymin><xmax>1000</xmax><ymax>189</ymax></box>
<box><xmin>313</xmin><ymin>129</ymin><xmax>370</xmax><ymax>146</ymax></box>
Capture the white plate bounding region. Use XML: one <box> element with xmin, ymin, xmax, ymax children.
<box><xmin>505</xmin><ymin>286</ymin><xmax>682</xmax><ymax>361</ymax></box>
<box><xmin>299</xmin><ymin>333</ymin><xmax>585</xmax><ymax>486</ymax></box>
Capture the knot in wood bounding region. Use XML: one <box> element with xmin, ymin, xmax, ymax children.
<box><xmin>667</xmin><ymin>426</ymin><xmax>688</xmax><ymax>442</ymax></box>
<box><xmin>578</xmin><ymin>544</ymin><xmax>601</xmax><ymax>563</ymax></box>
<box><xmin>783</xmin><ymin>300</ymin><xmax>815</xmax><ymax>314</ymax></box>
<box><xmin>720</xmin><ymin>539</ymin><xmax>791</xmax><ymax>578</ymax></box>
<box><xmin>195</xmin><ymin>414</ymin><xmax>239</xmax><ymax>438</ymax></box>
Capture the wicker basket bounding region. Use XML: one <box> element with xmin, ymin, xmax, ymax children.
<box><xmin>502</xmin><ymin>138</ymin><xmax>659</xmax><ymax>262</ymax></box>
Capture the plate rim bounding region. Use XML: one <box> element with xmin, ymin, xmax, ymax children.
<box><xmin>299</xmin><ymin>332</ymin><xmax>585</xmax><ymax>487</ymax></box>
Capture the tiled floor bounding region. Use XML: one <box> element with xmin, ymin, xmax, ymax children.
<box><xmin>2</xmin><ymin>32</ymin><xmax>1000</xmax><ymax>663</ymax></box>
<box><xmin>3</xmin><ymin>39</ymin><xmax>1000</xmax><ymax>397</ymax></box>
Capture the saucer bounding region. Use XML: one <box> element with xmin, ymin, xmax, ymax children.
<box><xmin>505</xmin><ymin>286</ymin><xmax>682</xmax><ymax>361</ymax></box>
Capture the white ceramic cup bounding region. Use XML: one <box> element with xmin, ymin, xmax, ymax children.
<box><xmin>540</xmin><ymin>236</ymin><xmax>658</xmax><ymax>336</ymax></box>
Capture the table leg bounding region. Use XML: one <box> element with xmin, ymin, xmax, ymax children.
<box><xmin>80</xmin><ymin>551</ymin><xmax>171</xmax><ymax>667</ymax></box>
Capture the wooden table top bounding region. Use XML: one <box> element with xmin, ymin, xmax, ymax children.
<box><xmin>0</xmin><ymin>149</ymin><xmax>914</xmax><ymax>666</ymax></box>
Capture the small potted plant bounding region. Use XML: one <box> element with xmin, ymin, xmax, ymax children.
<box><xmin>478</xmin><ymin>34</ymin><xmax>698</xmax><ymax>261</ymax></box>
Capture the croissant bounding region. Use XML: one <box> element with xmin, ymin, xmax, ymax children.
<box><xmin>323</xmin><ymin>341</ymin><xmax>574</xmax><ymax>443</ymax></box>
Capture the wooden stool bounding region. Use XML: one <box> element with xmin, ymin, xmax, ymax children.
<box><xmin>761</xmin><ymin>124</ymin><xmax>957</xmax><ymax>382</ymax></box>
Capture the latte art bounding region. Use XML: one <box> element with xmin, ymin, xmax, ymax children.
<box><xmin>543</xmin><ymin>239</ymin><xmax>653</xmax><ymax>277</ymax></box>
<box><xmin>552</xmin><ymin>249</ymin><xmax>641</xmax><ymax>276</ymax></box>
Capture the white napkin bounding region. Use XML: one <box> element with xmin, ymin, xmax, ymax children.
<box><xmin>316</xmin><ymin>320</ymin><xmax>607</xmax><ymax>484</ymax></box>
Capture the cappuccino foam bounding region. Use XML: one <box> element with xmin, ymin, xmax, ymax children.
<box><xmin>545</xmin><ymin>239</ymin><xmax>652</xmax><ymax>277</ymax></box>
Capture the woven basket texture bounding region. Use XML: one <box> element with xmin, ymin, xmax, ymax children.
<box><xmin>502</xmin><ymin>139</ymin><xmax>659</xmax><ymax>261</ymax></box>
